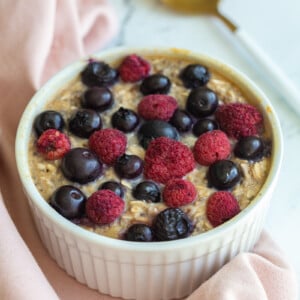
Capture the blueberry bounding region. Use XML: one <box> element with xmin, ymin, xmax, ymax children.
<box><xmin>111</xmin><ymin>107</ymin><xmax>140</xmax><ymax>132</ymax></box>
<box><xmin>125</xmin><ymin>224</ymin><xmax>153</xmax><ymax>242</ymax></box>
<box><xmin>140</xmin><ymin>74</ymin><xmax>171</xmax><ymax>95</ymax></box>
<box><xmin>61</xmin><ymin>148</ymin><xmax>103</xmax><ymax>184</ymax></box>
<box><xmin>152</xmin><ymin>208</ymin><xmax>193</xmax><ymax>241</ymax></box>
<box><xmin>34</xmin><ymin>110</ymin><xmax>65</xmax><ymax>136</ymax></box>
<box><xmin>99</xmin><ymin>181</ymin><xmax>125</xmax><ymax>198</ymax></box>
<box><xmin>114</xmin><ymin>154</ymin><xmax>144</xmax><ymax>179</ymax></box>
<box><xmin>81</xmin><ymin>61</ymin><xmax>118</xmax><ymax>87</ymax></box>
<box><xmin>208</xmin><ymin>160</ymin><xmax>241</xmax><ymax>190</ymax></box>
<box><xmin>50</xmin><ymin>185</ymin><xmax>86</xmax><ymax>219</ymax></box>
<box><xmin>81</xmin><ymin>87</ymin><xmax>114</xmax><ymax>112</ymax></box>
<box><xmin>179</xmin><ymin>64</ymin><xmax>210</xmax><ymax>88</ymax></box>
<box><xmin>169</xmin><ymin>109</ymin><xmax>193</xmax><ymax>132</ymax></box>
<box><xmin>186</xmin><ymin>87</ymin><xmax>218</xmax><ymax>118</ymax></box>
<box><xmin>192</xmin><ymin>118</ymin><xmax>219</xmax><ymax>136</ymax></box>
<box><xmin>69</xmin><ymin>109</ymin><xmax>102</xmax><ymax>138</ymax></box>
<box><xmin>137</xmin><ymin>120</ymin><xmax>179</xmax><ymax>149</ymax></box>
<box><xmin>132</xmin><ymin>181</ymin><xmax>161</xmax><ymax>203</ymax></box>
<box><xmin>234</xmin><ymin>136</ymin><xmax>265</xmax><ymax>161</ymax></box>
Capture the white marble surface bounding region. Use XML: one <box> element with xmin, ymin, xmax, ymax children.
<box><xmin>108</xmin><ymin>0</ymin><xmax>300</xmax><ymax>288</ymax></box>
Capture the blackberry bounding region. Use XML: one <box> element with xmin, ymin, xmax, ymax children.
<box><xmin>152</xmin><ymin>208</ymin><xmax>193</xmax><ymax>241</ymax></box>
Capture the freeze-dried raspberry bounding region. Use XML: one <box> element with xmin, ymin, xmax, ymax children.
<box><xmin>36</xmin><ymin>129</ymin><xmax>70</xmax><ymax>160</ymax></box>
<box><xmin>215</xmin><ymin>103</ymin><xmax>263</xmax><ymax>139</ymax></box>
<box><xmin>119</xmin><ymin>54</ymin><xmax>150</xmax><ymax>82</ymax></box>
<box><xmin>144</xmin><ymin>137</ymin><xmax>195</xmax><ymax>184</ymax></box>
<box><xmin>86</xmin><ymin>190</ymin><xmax>125</xmax><ymax>224</ymax></box>
<box><xmin>163</xmin><ymin>179</ymin><xmax>197</xmax><ymax>207</ymax></box>
<box><xmin>89</xmin><ymin>128</ymin><xmax>127</xmax><ymax>165</ymax></box>
<box><xmin>206</xmin><ymin>191</ymin><xmax>240</xmax><ymax>227</ymax></box>
<box><xmin>138</xmin><ymin>94</ymin><xmax>178</xmax><ymax>121</ymax></box>
<box><xmin>193</xmin><ymin>130</ymin><xmax>231</xmax><ymax>166</ymax></box>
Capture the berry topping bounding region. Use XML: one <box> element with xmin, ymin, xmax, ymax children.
<box><xmin>111</xmin><ymin>107</ymin><xmax>140</xmax><ymax>132</ymax></box>
<box><xmin>137</xmin><ymin>120</ymin><xmax>179</xmax><ymax>149</ymax></box>
<box><xmin>208</xmin><ymin>160</ymin><xmax>241</xmax><ymax>190</ymax></box>
<box><xmin>69</xmin><ymin>109</ymin><xmax>102</xmax><ymax>138</ymax></box>
<box><xmin>163</xmin><ymin>179</ymin><xmax>197</xmax><ymax>208</ymax></box>
<box><xmin>81</xmin><ymin>61</ymin><xmax>118</xmax><ymax>87</ymax></box>
<box><xmin>206</xmin><ymin>191</ymin><xmax>240</xmax><ymax>227</ymax></box>
<box><xmin>152</xmin><ymin>208</ymin><xmax>193</xmax><ymax>241</ymax></box>
<box><xmin>140</xmin><ymin>74</ymin><xmax>171</xmax><ymax>95</ymax></box>
<box><xmin>125</xmin><ymin>224</ymin><xmax>153</xmax><ymax>242</ymax></box>
<box><xmin>81</xmin><ymin>87</ymin><xmax>114</xmax><ymax>112</ymax></box>
<box><xmin>86</xmin><ymin>190</ymin><xmax>125</xmax><ymax>225</ymax></box>
<box><xmin>138</xmin><ymin>94</ymin><xmax>178</xmax><ymax>121</ymax></box>
<box><xmin>50</xmin><ymin>185</ymin><xmax>86</xmax><ymax>219</ymax></box>
<box><xmin>89</xmin><ymin>128</ymin><xmax>127</xmax><ymax>165</ymax></box>
<box><xmin>193</xmin><ymin>119</ymin><xmax>219</xmax><ymax>136</ymax></box>
<box><xmin>193</xmin><ymin>130</ymin><xmax>231</xmax><ymax>166</ymax></box>
<box><xmin>114</xmin><ymin>154</ymin><xmax>144</xmax><ymax>179</ymax></box>
<box><xmin>192</xmin><ymin>118</ymin><xmax>218</xmax><ymax>137</ymax></box>
<box><xmin>144</xmin><ymin>137</ymin><xmax>195</xmax><ymax>184</ymax></box>
<box><xmin>234</xmin><ymin>136</ymin><xmax>265</xmax><ymax>161</ymax></box>
<box><xmin>119</xmin><ymin>54</ymin><xmax>151</xmax><ymax>82</ymax></box>
<box><xmin>61</xmin><ymin>148</ymin><xmax>103</xmax><ymax>184</ymax></box>
<box><xmin>215</xmin><ymin>103</ymin><xmax>263</xmax><ymax>139</ymax></box>
<box><xmin>99</xmin><ymin>181</ymin><xmax>125</xmax><ymax>198</ymax></box>
<box><xmin>179</xmin><ymin>64</ymin><xmax>210</xmax><ymax>88</ymax></box>
<box><xmin>186</xmin><ymin>87</ymin><xmax>218</xmax><ymax>118</ymax></box>
<box><xmin>132</xmin><ymin>181</ymin><xmax>161</xmax><ymax>203</ymax></box>
<box><xmin>169</xmin><ymin>109</ymin><xmax>193</xmax><ymax>132</ymax></box>
<box><xmin>34</xmin><ymin>110</ymin><xmax>65</xmax><ymax>136</ymax></box>
<box><xmin>36</xmin><ymin>129</ymin><xmax>71</xmax><ymax>160</ymax></box>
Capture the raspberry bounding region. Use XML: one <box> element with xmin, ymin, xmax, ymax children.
<box><xmin>193</xmin><ymin>130</ymin><xmax>231</xmax><ymax>166</ymax></box>
<box><xmin>36</xmin><ymin>129</ymin><xmax>70</xmax><ymax>160</ymax></box>
<box><xmin>119</xmin><ymin>54</ymin><xmax>150</xmax><ymax>82</ymax></box>
<box><xmin>144</xmin><ymin>137</ymin><xmax>195</xmax><ymax>184</ymax></box>
<box><xmin>206</xmin><ymin>191</ymin><xmax>240</xmax><ymax>227</ymax></box>
<box><xmin>215</xmin><ymin>103</ymin><xmax>263</xmax><ymax>139</ymax></box>
<box><xmin>138</xmin><ymin>94</ymin><xmax>178</xmax><ymax>121</ymax></box>
<box><xmin>163</xmin><ymin>179</ymin><xmax>197</xmax><ymax>207</ymax></box>
<box><xmin>86</xmin><ymin>190</ymin><xmax>125</xmax><ymax>224</ymax></box>
<box><xmin>89</xmin><ymin>128</ymin><xmax>127</xmax><ymax>165</ymax></box>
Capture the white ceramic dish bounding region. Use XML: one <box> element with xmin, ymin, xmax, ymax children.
<box><xmin>15</xmin><ymin>47</ymin><xmax>283</xmax><ymax>300</ymax></box>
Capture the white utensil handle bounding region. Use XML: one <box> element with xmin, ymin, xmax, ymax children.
<box><xmin>235</xmin><ymin>28</ymin><xmax>300</xmax><ymax>115</ymax></box>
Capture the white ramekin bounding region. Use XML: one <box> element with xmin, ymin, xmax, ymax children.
<box><xmin>15</xmin><ymin>47</ymin><xmax>283</xmax><ymax>300</ymax></box>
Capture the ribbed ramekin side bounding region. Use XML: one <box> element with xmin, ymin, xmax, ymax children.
<box><xmin>26</xmin><ymin>188</ymin><xmax>271</xmax><ymax>300</ymax></box>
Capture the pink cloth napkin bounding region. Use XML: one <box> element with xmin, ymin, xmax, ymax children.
<box><xmin>0</xmin><ymin>1</ymin><xmax>298</xmax><ymax>299</ymax></box>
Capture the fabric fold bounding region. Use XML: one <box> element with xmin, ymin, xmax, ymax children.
<box><xmin>186</xmin><ymin>232</ymin><xmax>298</xmax><ymax>300</ymax></box>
